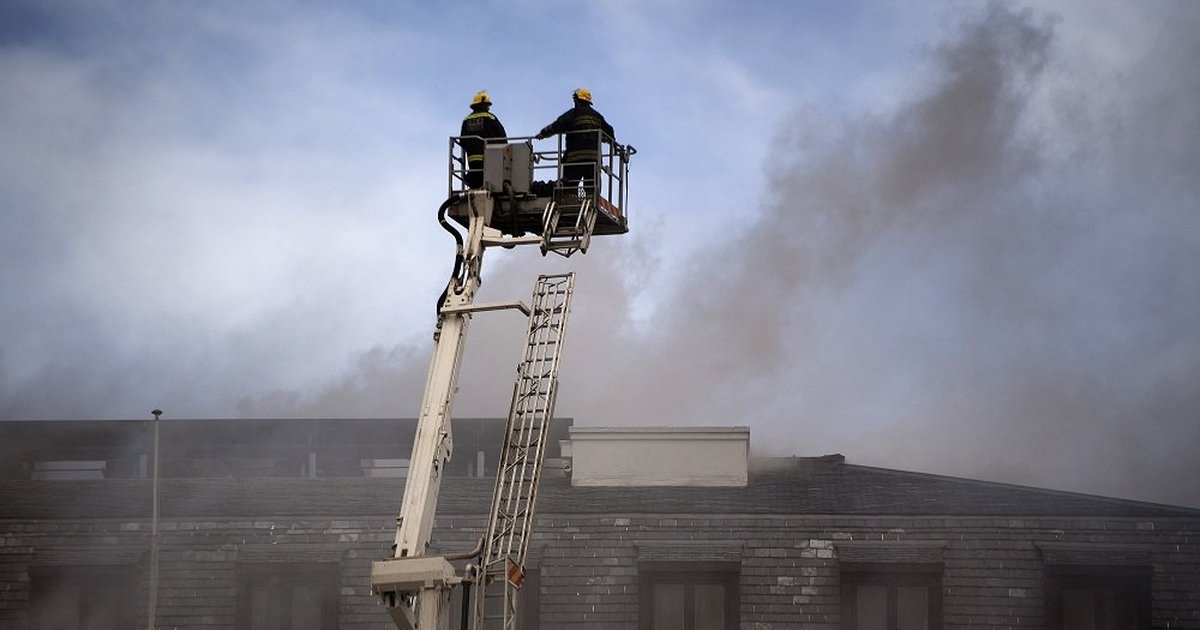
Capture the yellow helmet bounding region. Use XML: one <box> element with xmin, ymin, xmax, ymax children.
<box><xmin>471</xmin><ymin>90</ymin><xmax>491</xmax><ymax>106</ymax></box>
<box><xmin>572</xmin><ymin>88</ymin><xmax>592</xmax><ymax>104</ymax></box>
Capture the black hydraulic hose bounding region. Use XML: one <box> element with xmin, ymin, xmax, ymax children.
<box><xmin>503</xmin><ymin>181</ymin><xmax>518</xmax><ymax>236</ymax></box>
<box><xmin>436</xmin><ymin>195</ymin><xmax>465</xmax><ymax>316</ymax></box>
<box><xmin>444</xmin><ymin>536</ymin><xmax>483</xmax><ymax>562</ymax></box>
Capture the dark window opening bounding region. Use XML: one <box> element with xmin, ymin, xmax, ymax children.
<box><xmin>236</xmin><ymin>562</ymin><xmax>338</xmax><ymax>630</ymax></box>
<box><xmin>30</xmin><ymin>564</ymin><xmax>136</xmax><ymax>630</ymax></box>
<box><xmin>841</xmin><ymin>564</ymin><xmax>943</xmax><ymax>630</ymax></box>
<box><xmin>639</xmin><ymin>561</ymin><xmax>739</xmax><ymax>630</ymax></box>
<box><xmin>1046</xmin><ymin>567</ymin><xmax>1150</xmax><ymax>630</ymax></box>
<box><xmin>520</xmin><ymin>564</ymin><xmax>540</xmax><ymax>630</ymax></box>
<box><xmin>31</xmin><ymin>460</ymin><xmax>107</xmax><ymax>480</ymax></box>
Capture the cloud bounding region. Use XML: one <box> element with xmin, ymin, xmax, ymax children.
<box><xmin>3</xmin><ymin>1</ymin><xmax>1197</xmax><ymax>510</ymax></box>
<box><xmin>0</xmin><ymin>2</ymin><xmax>452</xmax><ymax>418</ymax></box>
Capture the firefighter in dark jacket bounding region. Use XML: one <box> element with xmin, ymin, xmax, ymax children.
<box><xmin>535</xmin><ymin>88</ymin><xmax>615</xmax><ymax>197</ymax></box>
<box><xmin>460</xmin><ymin>91</ymin><xmax>507</xmax><ymax>189</ymax></box>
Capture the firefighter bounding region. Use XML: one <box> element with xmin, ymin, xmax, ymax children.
<box><xmin>460</xmin><ymin>91</ymin><xmax>507</xmax><ymax>189</ymax></box>
<box><xmin>535</xmin><ymin>88</ymin><xmax>616</xmax><ymax>198</ymax></box>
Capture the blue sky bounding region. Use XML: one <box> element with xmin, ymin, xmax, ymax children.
<box><xmin>2</xmin><ymin>1</ymin><xmax>1199</xmax><ymax>507</ymax></box>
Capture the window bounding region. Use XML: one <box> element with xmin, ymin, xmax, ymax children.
<box><xmin>31</xmin><ymin>460</ymin><xmax>107</xmax><ymax>480</ymax></box>
<box><xmin>1046</xmin><ymin>568</ymin><xmax>1150</xmax><ymax>630</ymax></box>
<box><xmin>841</xmin><ymin>564</ymin><xmax>942</xmax><ymax>630</ymax></box>
<box><xmin>520</xmin><ymin>564</ymin><xmax>541</xmax><ymax>630</ymax></box>
<box><xmin>236</xmin><ymin>563</ymin><xmax>338</xmax><ymax>630</ymax></box>
<box><xmin>639</xmin><ymin>561</ymin><xmax>739</xmax><ymax>630</ymax></box>
<box><xmin>30</xmin><ymin>565</ymin><xmax>136</xmax><ymax>630</ymax></box>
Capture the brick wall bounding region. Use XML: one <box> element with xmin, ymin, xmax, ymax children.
<box><xmin>4</xmin><ymin>512</ymin><xmax>1195</xmax><ymax>629</ymax></box>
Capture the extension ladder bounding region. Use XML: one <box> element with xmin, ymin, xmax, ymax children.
<box><xmin>472</xmin><ymin>273</ymin><xmax>575</xmax><ymax>630</ymax></box>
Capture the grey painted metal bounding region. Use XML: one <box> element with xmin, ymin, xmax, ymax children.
<box><xmin>483</xmin><ymin>143</ymin><xmax>533</xmax><ymax>195</ymax></box>
<box><xmin>440</xmin><ymin>300</ymin><xmax>531</xmax><ymax>317</ymax></box>
<box><xmin>447</xmin><ymin>134</ymin><xmax>633</xmax><ymax>241</ymax></box>
<box><xmin>540</xmin><ymin>196</ymin><xmax>598</xmax><ymax>257</ymax></box>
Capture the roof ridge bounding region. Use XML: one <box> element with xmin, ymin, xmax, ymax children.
<box><xmin>842</xmin><ymin>462</ymin><xmax>1200</xmax><ymax>515</ymax></box>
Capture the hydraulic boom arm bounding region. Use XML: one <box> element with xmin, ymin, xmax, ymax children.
<box><xmin>371</xmin><ymin>135</ymin><xmax>633</xmax><ymax>630</ymax></box>
<box><xmin>372</xmin><ymin>192</ymin><xmax>496</xmax><ymax>630</ymax></box>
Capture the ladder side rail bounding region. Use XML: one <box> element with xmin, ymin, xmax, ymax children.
<box><xmin>480</xmin><ymin>326</ymin><xmax>540</xmax><ymax>565</ymax></box>
<box><xmin>513</xmin><ymin>276</ymin><xmax>573</xmax><ymax>564</ymax></box>
<box><xmin>504</xmin><ymin>274</ymin><xmax>574</xmax><ymax>630</ymax></box>
<box><xmin>496</xmin><ymin>342</ymin><xmax>545</xmax><ymax>534</ymax></box>
<box><xmin>493</xmin><ymin>385</ymin><xmax>525</xmax><ymax>525</ymax></box>
<box><xmin>477</xmin><ymin>381</ymin><xmax>527</xmax><ymax>618</ymax></box>
<box><xmin>511</xmin><ymin>349</ymin><xmax>563</xmax><ymax>563</ymax></box>
<box><xmin>510</xmin><ymin>292</ymin><xmax>558</xmax><ymax>487</ymax></box>
<box><xmin>488</xmin><ymin>274</ymin><xmax>574</xmax><ymax>566</ymax></box>
<box><xmin>515</xmin><ymin>384</ymin><xmax>559</xmax><ymax>567</ymax></box>
<box><xmin>500</xmin><ymin>383</ymin><xmax>543</xmax><ymax>557</ymax></box>
<box><xmin>581</xmin><ymin>199</ymin><xmax>596</xmax><ymax>253</ymax></box>
<box><xmin>474</xmin><ymin>349</ymin><xmax>534</xmax><ymax>627</ymax></box>
<box><xmin>487</xmin><ymin>314</ymin><xmax>553</xmax><ymax>561</ymax></box>
<box><xmin>474</xmin><ymin>274</ymin><xmax>574</xmax><ymax>630</ymax></box>
<box><xmin>510</xmin><ymin>288</ymin><xmax>560</xmax><ymax>517</ymax></box>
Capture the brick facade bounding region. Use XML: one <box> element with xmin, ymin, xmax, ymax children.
<box><xmin>1</xmin><ymin>419</ymin><xmax>1197</xmax><ymax>629</ymax></box>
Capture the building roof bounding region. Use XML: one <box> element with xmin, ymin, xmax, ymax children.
<box><xmin>1</xmin><ymin>418</ymin><xmax>1196</xmax><ymax>520</ymax></box>
<box><xmin>1</xmin><ymin>454</ymin><xmax>1196</xmax><ymax>520</ymax></box>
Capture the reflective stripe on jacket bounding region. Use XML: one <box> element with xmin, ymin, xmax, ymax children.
<box><xmin>538</xmin><ymin>103</ymin><xmax>615</xmax><ymax>163</ymax></box>
<box><xmin>460</xmin><ymin>110</ymin><xmax>507</xmax><ymax>163</ymax></box>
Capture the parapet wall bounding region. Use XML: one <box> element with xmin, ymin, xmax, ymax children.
<box><xmin>566</xmin><ymin>426</ymin><xmax>749</xmax><ymax>487</ymax></box>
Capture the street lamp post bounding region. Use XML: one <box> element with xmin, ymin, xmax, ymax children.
<box><xmin>148</xmin><ymin>409</ymin><xmax>162</xmax><ymax>630</ymax></box>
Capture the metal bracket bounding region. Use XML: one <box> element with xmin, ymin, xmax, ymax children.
<box><xmin>440</xmin><ymin>300</ymin><xmax>531</xmax><ymax>317</ymax></box>
<box><xmin>481</xmin><ymin>234</ymin><xmax>543</xmax><ymax>249</ymax></box>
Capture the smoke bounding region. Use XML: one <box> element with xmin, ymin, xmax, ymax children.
<box><xmin>235</xmin><ymin>344</ymin><xmax>429</xmax><ymax>418</ymax></box>
<box><xmin>647</xmin><ymin>2</ymin><xmax>1200</xmax><ymax>506</ymax></box>
<box><xmin>271</xmin><ymin>3</ymin><xmax>1200</xmax><ymax>506</ymax></box>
